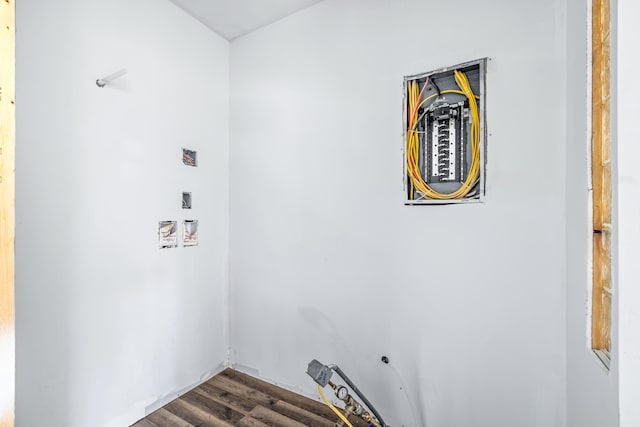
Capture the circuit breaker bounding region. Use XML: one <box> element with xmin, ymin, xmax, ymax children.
<box><xmin>403</xmin><ymin>58</ymin><xmax>487</xmax><ymax>204</ymax></box>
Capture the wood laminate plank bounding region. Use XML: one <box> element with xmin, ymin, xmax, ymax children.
<box><xmin>220</xmin><ymin>370</ymin><xmax>370</xmax><ymax>427</ymax></box>
<box><xmin>237</xmin><ymin>416</ymin><xmax>272</xmax><ymax>427</ymax></box>
<box><xmin>244</xmin><ymin>406</ymin><xmax>307</xmax><ymax>427</ymax></box>
<box><xmin>272</xmin><ymin>401</ymin><xmax>334</xmax><ymax>427</ymax></box>
<box><xmin>208</xmin><ymin>375</ymin><xmax>278</xmax><ymax>409</ymax></box>
<box><xmin>220</xmin><ymin>370</ymin><xmax>331</xmax><ymax>415</ymax></box>
<box><xmin>146</xmin><ymin>408</ymin><xmax>194</xmax><ymax>427</ymax></box>
<box><xmin>209</xmin><ymin>372</ymin><xmax>361</xmax><ymax>427</ymax></box>
<box><xmin>132</xmin><ymin>369</ymin><xmax>375</xmax><ymax>427</ymax></box>
<box><xmin>180</xmin><ymin>390</ymin><xmax>245</xmax><ymax>424</ymax></box>
<box><xmin>194</xmin><ymin>383</ymin><xmax>257</xmax><ymax>414</ymax></box>
<box><xmin>165</xmin><ymin>399</ymin><xmax>234</xmax><ymax>427</ymax></box>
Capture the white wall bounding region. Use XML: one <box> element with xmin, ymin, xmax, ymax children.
<box><xmin>15</xmin><ymin>1</ymin><xmax>229</xmax><ymax>426</ymax></box>
<box><xmin>230</xmin><ymin>1</ymin><xmax>567</xmax><ymax>426</ymax></box>
<box><xmin>565</xmin><ymin>0</ymin><xmax>619</xmax><ymax>426</ymax></box>
<box><xmin>617</xmin><ymin>1</ymin><xmax>640</xmax><ymax>426</ymax></box>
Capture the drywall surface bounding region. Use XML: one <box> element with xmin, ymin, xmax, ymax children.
<box><xmin>230</xmin><ymin>1</ymin><xmax>567</xmax><ymax>426</ymax></box>
<box><xmin>15</xmin><ymin>1</ymin><xmax>229</xmax><ymax>426</ymax></box>
<box><xmin>617</xmin><ymin>1</ymin><xmax>640</xmax><ymax>426</ymax></box>
<box><xmin>169</xmin><ymin>0</ymin><xmax>325</xmax><ymax>40</ymax></box>
<box><xmin>565</xmin><ymin>0</ymin><xmax>619</xmax><ymax>425</ymax></box>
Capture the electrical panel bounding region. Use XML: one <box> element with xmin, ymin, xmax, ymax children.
<box><xmin>403</xmin><ymin>59</ymin><xmax>487</xmax><ymax>204</ymax></box>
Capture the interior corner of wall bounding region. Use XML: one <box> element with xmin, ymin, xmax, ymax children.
<box><xmin>202</xmin><ymin>362</ymin><xmax>227</xmax><ymax>381</ymax></box>
<box><xmin>230</xmin><ymin>363</ymin><xmax>260</xmax><ymax>378</ymax></box>
<box><xmin>228</xmin><ymin>364</ymin><xmax>313</xmax><ymax>402</ymax></box>
<box><xmin>110</xmin><ymin>396</ymin><xmax>158</xmax><ymax>427</ymax></box>
<box><xmin>223</xmin><ymin>251</ymin><xmax>232</xmax><ymax>368</ymax></box>
<box><xmin>142</xmin><ymin>362</ymin><xmax>228</xmax><ymax>417</ymax></box>
<box><xmin>224</xmin><ymin>347</ymin><xmax>233</xmax><ymax>368</ymax></box>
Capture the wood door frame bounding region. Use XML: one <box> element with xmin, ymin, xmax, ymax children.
<box><xmin>591</xmin><ymin>0</ymin><xmax>612</xmax><ymax>359</ymax></box>
<box><xmin>0</xmin><ymin>0</ymin><xmax>15</xmax><ymax>426</ymax></box>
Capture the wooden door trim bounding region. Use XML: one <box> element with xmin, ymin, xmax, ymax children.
<box><xmin>0</xmin><ymin>0</ymin><xmax>15</xmax><ymax>426</ymax></box>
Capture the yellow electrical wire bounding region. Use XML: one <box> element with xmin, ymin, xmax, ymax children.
<box><xmin>406</xmin><ymin>70</ymin><xmax>481</xmax><ymax>200</ymax></box>
<box><xmin>318</xmin><ymin>384</ymin><xmax>354</xmax><ymax>427</ymax></box>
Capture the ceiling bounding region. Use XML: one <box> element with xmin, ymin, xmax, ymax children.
<box><xmin>170</xmin><ymin>0</ymin><xmax>325</xmax><ymax>40</ymax></box>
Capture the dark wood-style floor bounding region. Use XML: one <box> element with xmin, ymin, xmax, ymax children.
<box><xmin>131</xmin><ymin>369</ymin><xmax>371</xmax><ymax>427</ymax></box>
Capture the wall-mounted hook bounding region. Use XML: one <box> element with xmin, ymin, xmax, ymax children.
<box><xmin>96</xmin><ymin>69</ymin><xmax>127</xmax><ymax>88</ymax></box>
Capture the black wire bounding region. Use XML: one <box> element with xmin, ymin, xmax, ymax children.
<box><xmin>331</xmin><ymin>366</ymin><xmax>387</xmax><ymax>427</ymax></box>
<box><xmin>430</xmin><ymin>78</ymin><xmax>442</xmax><ymax>96</ymax></box>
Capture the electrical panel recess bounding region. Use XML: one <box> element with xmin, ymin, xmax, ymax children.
<box><xmin>403</xmin><ymin>58</ymin><xmax>487</xmax><ymax>204</ymax></box>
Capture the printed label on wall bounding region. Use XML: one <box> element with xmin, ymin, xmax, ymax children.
<box><xmin>182</xmin><ymin>148</ymin><xmax>197</xmax><ymax>167</ymax></box>
<box><xmin>183</xmin><ymin>220</ymin><xmax>198</xmax><ymax>247</ymax></box>
<box><xmin>159</xmin><ymin>221</ymin><xmax>178</xmax><ymax>249</ymax></box>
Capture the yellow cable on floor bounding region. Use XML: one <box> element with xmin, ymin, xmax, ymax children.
<box><xmin>318</xmin><ymin>384</ymin><xmax>354</xmax><ymax>427</ymax></box>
